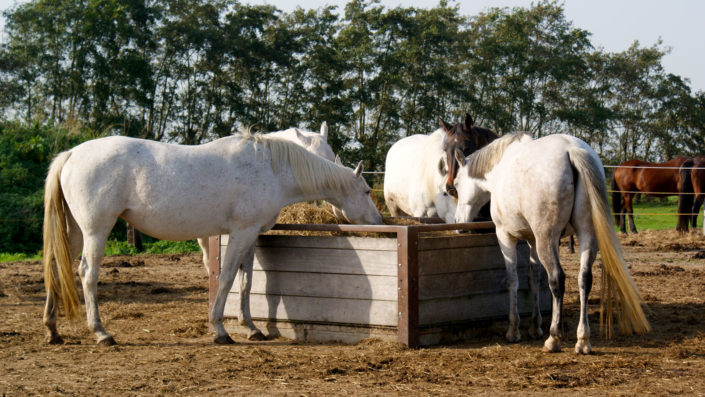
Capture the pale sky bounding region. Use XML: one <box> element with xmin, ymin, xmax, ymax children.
<box><xmin>1</xmin><ymin>0</ymin><xmax>703</xmax><ymax>93</ymax></box>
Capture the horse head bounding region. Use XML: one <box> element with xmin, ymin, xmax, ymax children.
<box><xmin>451</xmin><ymin>151</ymin><xmax>491</xmax><ymax>224</ymax></box>
<box><xmin>440</xmin><ymin>114</ymin><xmax>498</xmax><ymax>198</ymax></box>
<box><xmin>330</xmin><ymin>158</ymin><xmax>382</xmax><ymax>225</ymax></box>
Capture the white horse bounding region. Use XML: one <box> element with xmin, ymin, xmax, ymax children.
<box><xmin>384</xmin><ymin>129</ymin><xmax>456</xmax><ymax>222</ymax></box>
<box><xmin>452</xmin><ymin>132</ymin><xmax>649</xmax><ymax>354</ymax></box>
<box><xmin>43</xmin><ymin>132</ymin><xmax>381</xmax><ymax>345</ymax></box>
<box><xmin>196</xmin><ymin>123</ymin><xmax>335</xmax><ymax>273</ymax></box>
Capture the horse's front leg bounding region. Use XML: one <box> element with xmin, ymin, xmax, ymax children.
<box><xmin>237</xmin><ymin>246</ymin><xmax>265</xmax><ymax>340</ymax></box>
<box><xmin>527</xmin><ymin>243</ymin><xmax>543</xmax><ymax>339</ymax></box>
<box><xmin>210</xmin><ymin>230</ymin><xmax>258</xmax><ymax>344</ymax></box>
<box><xmin>496</xmin><ymin>230</ymin><xmax>521</xmax><ymax>343</ymax></box>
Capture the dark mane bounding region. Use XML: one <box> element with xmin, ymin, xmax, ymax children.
<box><xmin>440</xmin><ymin>113</ymin><xmax>499</xmax><ymax>197</ymax></box>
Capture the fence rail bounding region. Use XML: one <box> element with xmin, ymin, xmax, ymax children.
<box><xmin>363</xmin><ymin>163</ymin><xmax>705</xmax><ymax>219</ymax></box>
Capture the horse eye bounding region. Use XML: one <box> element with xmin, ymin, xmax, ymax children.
<box><xmin>365</xmin><ymin>189</ymin><xmax>371</xmax><ymax>195</ymax></box>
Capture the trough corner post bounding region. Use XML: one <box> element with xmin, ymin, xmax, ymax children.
<box><xmin>208</xmin><ymin>235</ymin><xmax>221</xmax><ymax>314</ymax></box>
<box><xmin>397</xmin><ymin>226</ymin><xmax>419</xmax><ymax>348</ymax></box>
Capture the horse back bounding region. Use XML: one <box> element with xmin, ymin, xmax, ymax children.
<box><xmin>615</xmin><ymin>157</ymin><xmax>688</xmax><ymax>196</ymax></box>
<box><xmin>60</xmin><ymin>136</ymin><xmax>277</xmax><ymax>239</ymax></box>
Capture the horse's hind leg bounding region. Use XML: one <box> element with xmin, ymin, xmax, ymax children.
<box><xmin>236</xmin><ymin>246</ymin><xmax>265</xmax><ymax>340</ymax></box>
<box><xmin>78</xmin><ymin>234</ymin><xmax>114</xmax><ymax>345</ymax></box>
<box><xmin>43</xmin><ymin>212</ymin><xmax>83</xmax><ymax>344</ymax></box>
<box><xmin>43</xmin><ymin>263</ymin><xmax>63</xmax><ymax>344</ymax></box>
<box><xmin>574</xmin><ymin>233</ymin><xmax>596</xmax><ymax>354</ymax></box>
<box><xmin>692</xmin><ymin>194</ymin><xmax>705</xmax><ymax>233</ymax></box>
<box><xmin>496</xmin><ymin>229</ymin><xmax>521</xmax><ymax>343</ymax></box>
<box><xmin>535</xmin><ymin>238</ymin><xmax>565</xmax><ymax>353</ymax></box>
<box><xmin>526</xmin><ymin>243</ymin><xmax>543</xmax><ymax>339</ymax></box>
<box><xmin>197</xmin><ymin>237</ymin><xmax>210</xmax><ymax>275</ymax></box>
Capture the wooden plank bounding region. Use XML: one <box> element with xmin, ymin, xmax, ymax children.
<box><xmin>418</xmin><ymin>241</ymin><xmax>531</xmax><ymax>275</ymax></box>
<box><xmin>418</xmin><ymin>246</ymin><xmax>506</xmax><ymax>275</ymax></box>
<box><xmin>397</xmin><ymin>227</ymin><xmax>419</xmax><ymax>348</ymax></box>
<box><xmin>219</xmin><ymin>244</ymin><xmax>398</xmax><ymax>276</ymax></box>
<box><xmin>222</xmin><ymin>319</ymin><xmax>397</xmax><ymax>344</ymax></box>
<box><xmin>418</xmin><ymin>288</ymin><xmax>553</xmax><ymax>326</ymax></box>
<box><xmin>224</xmin><ymin>293</ymin><xmax>398</xmax><ymax>326</ymax></box>
<box><xmin>208</xmin><ymin>235</ymin><xmax>220</xmax><ymax>312</ymax></box>
<box><xmin>221</xmin><ymin>234</ymin><xmax>398</xmax><ymax>251</ymax></box>
<box><xmin>419</xmin><ymin>266</ymin><xmax>545</xmax><ymax>300</ymax></box>
<box><xmin>417</xmin><ymin>233</ymin><xmax>498</xmax><ymax>251</ymax></box>
<box><xmin>252</xmin><ymin>247</ymin><xmax>398</xmax><ymax>276</ymax></box>
<box><xmin>228</xmin><ymin>270</ymin><xmax>398</xmax><ymax>301</ymax></box>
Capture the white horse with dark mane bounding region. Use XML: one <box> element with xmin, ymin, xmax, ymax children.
<box><xmin>43</xmin><ymin>131</ymin><xmax>381</xmax><ymax>345</ymax></box>
<box><xmin>451</xmin><ymin>132</ymin><xmax>649</xmax><ymax>354</ymax></box>
<box><xmin>196</xmin><ymin>123</ymin><xmax>336</xmax><ymax>272</ymax></box>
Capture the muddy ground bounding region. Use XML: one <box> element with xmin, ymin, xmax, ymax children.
<box><xmin>2</xmin><ymin>229</ymin><xmax>705</xmax><ymax>396</ymax></box>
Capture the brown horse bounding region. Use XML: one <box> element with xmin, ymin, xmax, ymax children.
<box><xmin>678</xmin><ymin>156</ymin><xmax>705</xmax><ymax>233</ymax></box>
<box><xmin>440</xmin><ymin>114</ymin><xmax>498</xmax><ymax>198</ymax></box>
<box><xmin>611</xmin><ymin>156</ymin><xmax>690</xmax><ymax>233</ymax></box>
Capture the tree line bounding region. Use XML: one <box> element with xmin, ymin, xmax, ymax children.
<box><xmin>1</xmin><ymin>0</ymin><xmax>704</xmax><ymax>172</ymax></box>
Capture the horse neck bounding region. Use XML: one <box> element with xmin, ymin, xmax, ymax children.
<box><xmin>267</xmin><ymin>142</ymin><xmax>356</xmax><ymax>206</ymax></box>
<box><xmin>465</xmin><ymin>133</ymin><xmax>526</xmax><ymax>180</ymax></box>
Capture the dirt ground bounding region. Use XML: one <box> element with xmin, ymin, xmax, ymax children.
<box><xmin>2</xmin><ymin>229</ymin><xmax>705</xmax><ymax>396</ymax></box>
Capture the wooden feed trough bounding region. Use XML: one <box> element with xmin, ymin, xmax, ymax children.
<box><xmin>208</xmin><ymin>221</ymin><xmax>551</xmax><ymax>347</ymax></box>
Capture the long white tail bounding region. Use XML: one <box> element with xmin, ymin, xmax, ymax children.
<box><xmin>569</xmin><ymin>148</ymin><xmax>650</xmax><ymax>336</ymax></box>
<box><xmin>43</xmin><ymin>150</ymin><xmax>80</xmax><ymax>319</ymax></box>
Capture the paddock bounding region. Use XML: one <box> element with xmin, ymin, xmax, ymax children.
<box><xmin>2</xmin><ymin>229</ymin><xmax>705</xmax><ymax>394</ymax></box>
<box><xmin>209</xmin><ymin>221</ymin><xmax>551</xmax><ymax>347</ymax></box>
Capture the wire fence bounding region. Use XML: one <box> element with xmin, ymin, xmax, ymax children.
<box><xmin>363</xmin><ymin>163</ymin><xmax>705</xmax><ymax>218</ymax></box>
<box><xmin>2</xmin><ymin>165</ymin><xmax>704</xmax><ymax>224</ymax></box>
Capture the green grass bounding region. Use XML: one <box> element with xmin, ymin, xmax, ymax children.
<box><xmin>0</xmin><ymin>240</ymin><xmax>202</xmax><ymax>263</ymax></box>
<box><xmin>626</xmin><ymin>196</ymin><xmax>702</xmax><ymax>230</ymax></box>
<box><xmin>104</xmin><ymin>239</ymin><xmax>201</xmax><ymax>256</ymax></box>
<box><xmin>0</xmin><ymin>252</ymin><xmax>42</xmax><ymax>262</ymax></box>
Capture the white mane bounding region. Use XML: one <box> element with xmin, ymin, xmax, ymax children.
<box><xmin>240</xmin><ymin>129</ymin><xmax>361</xmax><ymax>195</ymax></box>
<box><xmin>465</xmin><ymin>132</ymin><xmax>531</xmax><ymax>178</ymax></box>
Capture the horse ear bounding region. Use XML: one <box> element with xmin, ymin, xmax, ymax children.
<box><xmin>334</xmin><ymin>154</ymin><xmax>342</xmax><ymax>166</ymax></box>
<box><xmin>440</xmin><ymin>118</ymin><xmax>453</xmax><ymax>133</ymax></box>
<box><xmin>354</xmin><ymin>161</ymin><xmax>363</xmax><ymax>177</ymax></box>
<box><xmin>438</xmin><ymin>157</ymin><xmax>447</xmax><ymax>175</ymax></box>
<box><xmin>464</xmin><ymin>113</ymin><xmax>474</xmax><ymax>129</ymax></box>
<box><xmin>320</xmin><ymin>122</ymin><xmax>328</xmax><ymax>139</ymax></box>
<box><xmin>454</xmin><ymin>148</ymin><xmax>466</xmax><ymax>167</ymax></box>
<box><xmin>294</xmin><ymin>128</ymin><xmax>305</xmax><ymax>142</ymax></box>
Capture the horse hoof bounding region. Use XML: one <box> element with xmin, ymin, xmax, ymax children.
<box><xmin>542</xmin><ymin>336</ymin><xmax>561</xmax><ymax>353</ymax></box>
<box><xmin>505</xmin><ymin>329</ymin><xmax>521</xmax><ymax>343</ymax></box>
<box><xmin>575</xmin><ymin>339</ymin><xmax>592</xmax><ymax>355</ymax></box>
<box><xmin>47</xmin><ymin>335</ymin><xmax>64</xmax><ymax>345</ymax></box>
<box><xmin>214</xmin><ymin>334</ymin><xmax>235</xmax><ymax>345</ymax></box>
<box><xmin>247</xmin><ymin>331</ymin><xmax>266</xmax><ymax>341</ymax></box>
<box><xmin>97</xmin><ymin>336</ymin><xmax>116</xmax><ymax>346</ymax></box>
<box><xmin>528</xmin><ymin>326</ymin><xmax>544</xmax><ymax>339</ymax></box>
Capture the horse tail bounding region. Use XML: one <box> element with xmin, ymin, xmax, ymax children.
<box><xmin>569</xmin><ymin>148</ymin><xmax>650</xmax><ymax>337</ymax></box>
<box><xmin>611</xmin><ymin>174</ymin><xmax>622</xmax><ymax>225</ymax></box>
<box><xmin>677</xmin><ymin>158</ymin><xmax>695</xmax><ymax>232</ymax></box>
<box><xmin>43</xmin><ymin>150</ymin><xmax>80</xmax><ymax>319</ymax></box>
